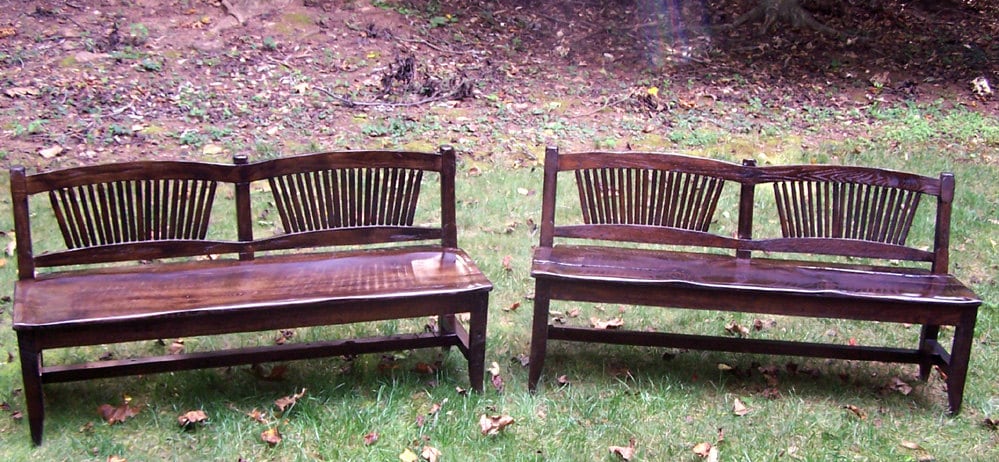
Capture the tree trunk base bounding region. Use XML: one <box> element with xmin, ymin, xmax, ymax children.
<box><xmin>726</xmin><ymin>0</ymin><xmax>841</xmax><ymax>37</ymax></box>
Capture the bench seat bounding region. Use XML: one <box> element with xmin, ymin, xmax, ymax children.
<box><xmin>533</xmin><ymin>245</ymin><xmax>979</xmax><ymax>312</ymax></box>
<box><xmin>16</xmin><ymin>246</ymin><xmax>490</xmax><ymax>332</ymax></box>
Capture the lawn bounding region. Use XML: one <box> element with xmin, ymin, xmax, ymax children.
<box><xmin>1</xmin><ymin>1</ymin><xmax>997</xmax><ymax>460</ymax></box>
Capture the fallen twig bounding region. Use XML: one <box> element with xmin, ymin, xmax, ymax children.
<box><xmin>315</xmin><ymin>86</ymin><xmax>462</xmax><ymax>108</ymax></box>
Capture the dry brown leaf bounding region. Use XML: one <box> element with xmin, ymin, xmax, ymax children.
<box><xmin>252</xmin><ymin>363</ymin><xmax>289</xmax><ymax>381</ymax></box>
<box><xmin>399</xmin><ymin>448</ymin><xmax>418</xmax><ymax>462</ymax></box>
<box><xmin>261</xmin><ymin>427</ymin><xmax>282</xmax><ymax>446</ymax></box>
<box><xmin>491</xmin><ymin>372</ymin><xmax>505</xmax><ymax>393</ymax></box>
<box><xmin>247</xmin><ymin>408</ymin><xmax>269</xmax><ymax>424</ymax></box>
<box><xmin>692</xmin><ymin>442</ymin><xmax>712</xmax><ymax>458</ymax></box>
<box><xmin>413</xmin><ymin>362</ymin><xmax>438</xmax><ymax>374</ymax></box>
<box><xmin>97</xmin><ymin>401</ymin><xmax>141</xmax><ymax>425</ymax></box>
<box><xmin>177</xmin><ymin>409</ymin><xmax>208</xmax><ymax>427</ymax></box>
<box><xmin>502</xmin><ymin>255</ymin><xmax>513</xmax><ymax>271</ymax></box>
<box><xmin>168</xmin><ymin>339</ymin><xmax>185</xmax><ymax>355</ymax></box>
<box><xmin>479</xmin><ymin>414</ymin><xmax>515</xmax><ymax>435</ymax></box>
<box><xmin>888</xmin><ymin>376</ymin><xmax>913</xmax><ymax>395</ymax></box>
<box><xmin>363</xmin><ymin>431</ymin><xmax>379</xmax><ymax>445</ymax></box>
<box><xmin>590</xmin><ymin>317</ymin><xmax>624</xmax><ymax>329</ymax></box>
<box><xmin>275</xmin><ymin>388</ymin><xmax>306</xmax><ymax>412</ymax></box>
<box><xmin>557</xmin><ymin>375</ymin><xmax>570</xmax><ymax>386</ymax></box>
<box><xmin>39</xmin><ymin>145</ymin><xmax>63</xmax><ymax>159</ymax></box>
<box><xmin>724</xmin><ymin>321</ymin><xmax>749</xmax><ymax>337</ymax></box>
<box><xmin>733</xmin><ymin>398</ymin><xmax>750</xmax><ymax>416</ymax></box>
<box><xmin>901</xmin><ymin>441</ymin><xmax>923</xmax><ymax>450</ymax></box>
<box><xmin>609</xmin><ymin>438</ymin><xmax>637</xmax><ymax>460</ymax></box>
<box><xmin>421</xmin><ymin>446</ymin><xmax>442</xmax><ymax>462</ymax></box>
<box><xmin>843</xmin><ymin>404</ymin><xmax>867</xmax><ymax>420</ymax></box>
<box><xmin>502</xmin><ymin>302</ymin><xmax>520</xmax><ymax>312</ymax></box>
<box><xmin>567</xmin><ymin>307</ymin><xmax>581</xmax><ymax>318</ymax></box>
<box><xmin>107</xmin><ymin>456</ymin><xmax>127</xmax><ymax>462</ymax></box>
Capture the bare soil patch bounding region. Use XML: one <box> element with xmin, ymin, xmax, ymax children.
<box><xmin>1</xmin><ymin>0</ymin><xmax>995</xmax><ymax>169</ymax></box>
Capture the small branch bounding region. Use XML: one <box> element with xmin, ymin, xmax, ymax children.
<box><xmin>571</xmin><ymin>96</ymin><xmax>630</xmax><ymax>118</ymax></box>
<box><xmin>315</xmin><ymin>86</ymin><xmax>462</xmax><ymax>108</ymax></box>
<box><xmin>220</xmin><ymin>0</ymin><xmax>247</xmax><ymax>25</ymax></box>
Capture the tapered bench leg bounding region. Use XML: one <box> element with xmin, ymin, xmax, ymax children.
<box><xmin>946</xmin><ymin>310</ymin><xmax>978</xmax><ymax>414</ymax></box>
<box><xmin>439</xmin><ymin>313</ymin><xmax>457</xmax><ymax>354</ymax></box>
<box><xmin>467</xmin><ymin>294</ymin><xmax>489</xmax><ymax>393</ymax></box>
<box><xmin>528</xmin><ymin>280</ymin><xmax>551</xmax><ymax>392</ymax></box>
<box><xmin>918</xmin><ymin>324</ymin><xmax>940</xmax><ymax>380</ymax></box>
<box><xmin>17</xmin><ymin>332</ymin><xmax>44</xmax><ymax>445</ymax></box>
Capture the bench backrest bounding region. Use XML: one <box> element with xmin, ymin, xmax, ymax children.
<box><xmin>10</xmin><ymin>147</ymin><xmax>457</xmax><ymax>279</ymax></box>
<box><xmin>539</xmin><ymin>147</ymin><xmax>954</xmax><ymax>274</ymax></box>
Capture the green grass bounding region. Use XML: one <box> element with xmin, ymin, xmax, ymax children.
<box><xmin>0</xmin><ymin>107</ymin><xmax>998</xmax><ymax>461</ymax></box>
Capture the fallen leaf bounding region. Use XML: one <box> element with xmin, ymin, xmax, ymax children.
<box><xmin>888</xmin><ymin>376</ymin><xmax>913</xmax><ymax>395</ymax></box>
<box><xmin>901</xmin><ymin>441</ymin><xmax>923</xmax><ymax>450</ymax></box>
<box><xmin>98</xmin><ymin>401</ymin><xmax>141</xmax><ymax>425</ymax></box>
<box><xmin>590</xmin><ymin>317</ymin><xmax>624</xmax><ymax>329</ymax></box>
<box><xmin>692</xmin><ymin>442</ymin><xmax>712</xmax><ymax>458</ymax></box>
<box><xmin>261</xmin><ymin>427</ymin><xmax>282</xmax><ymax>446</ymax></box>
<box><xmin>491</xmin><ymin>373</ymin><xmax>505</xmax><ymax>393</ymax></box>
<box><xmin>275</xmin><ymin>388</ymin><xmax>306</xmax><ymax>412</ymax></box>
<box><xmin>502</xmin><ymin>302</ymin><xmax>520</xmax><ymax>312</ymax></box>
<box><xmin>177</xmin><ymin>409</ymin><xmax>208</xmax><ymax>427</ymax></box>
<box><xmin>557</xmin><ymin>375</ymin><xmax>570</xmax><ymax>386</ymax></box>
<box><xmin>428</xmin><ymin>402</ymin><xmax>442</xmax><ymax>415</ymax></box>
<box><xmin>363</xmin><ymin>431</ymin><xmax>379</xmax><ymax>445</ymax></box>
<box><xmin>724</xmin><ymin>321</ymin><xmax>749</xmax><ymax>337</ymax></box>
<box><xmin>413</xmin><ymin>362</ymin><xmax>437</xmax><ymax>374</ymax></box>
<box><xmin>252</xmin><ymin>363</ymin><xmax>289</xmax><ymax>381</ymax></box>
<box><xmin>107</xmin><ymin>456</ymin><xmax>126</xmax><ymax>462</ymax></box>
<box><xmin>168</xmin><ymin>339</ymin><xmax>185</xmax><ymax>355</ymax></box>
<box><xmin>5</xmin><ymin>86</ymin><xmax>39</xmax><ymax>98</ymax></box>
<box><xmin>501</xmin><ymin>255</ymin><xmax>513</xmax><ymax>271</ymax></box>
<box><xmin>202</xmin><ymin>144</ymin><xmax>223</xmax><ymax>155</ymax></box>
<box><xmin>421</xmin><ymin>446</ymin><xmax>441</xmax><ymax>462</ymax></box>
<box><xmin>479</xmin><ymin>414</ymin><xmax>515</xmax><ymax>435</ymax></box>
<box><xmin>984</xmin><ymin>417</ymin><xmax>998</xmax><ymax>430</ymax></box>
<box><xmin>247</xmin><ymin>408</ymin><xmax>269</xmax><ymax>424</ymax></box>
<box><xmin>399</xmin><ymin>448</ymin><xmax>418</xmax><ymax>462</ymax></box>
<box><xmin>39</xmin><ymin>145</ymin><xmax>63</xmax><ymax>159</ymax></box>
<box><xmin>717</xmin><ymin>363</ymin><xmax>735</xmax><ymax>371</ymax></box>
<box><xmin>843</xmin><ymin>404</ymin><xmax>867</xmax><ymax>420</ymax></box>
<box><xmin>567</xmin><ymin>307</ymin><xmax>581</xmax><ymax>318</ymax></box>
<box><xmin>733</xmin><ymin>398</ymin><xmax>750</xmax><ymax>416</ymax></box>
<box><xmin>609</xmin><ymin>438</ymin><xmax>636</xmax><ymax>460</ymax></box>
<box><xmin>5</xmin><ymin>238</ymin><xmax>15</xmax><ymax>256</ymax></box>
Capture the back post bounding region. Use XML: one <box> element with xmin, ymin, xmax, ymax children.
<box><xmin>234</xmin><ymin>154</ymin><xmax>253</xmax><ymax>260</ymax></box>
<box><xmin>932</xmin><ymin>172</ymin><xmax>954</xmax><ymax>274</ymax></box>
<box><xmin>736</xmin><ymin>159</ymin><xmax>757</xmax><ymax>260</ymax></box>
<box><xmin>439</xmin><ymin>145</ymin><xmax>458</xmax><ymax>248</ymax></box>
<box><xmin>9</xmin><ymin>166</ymin><xmax>35</xmax><ymax>280</ymax></box>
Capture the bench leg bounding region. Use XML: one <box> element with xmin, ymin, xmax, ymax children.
<box><xmin>467</xmin><ymin>294</ymin><xmax>489</xmax><ymax>393</ymax></box>
<box><xmin>439</xmin><ymin>313</ymin><xmax>457</xmax><ymax>354</ymax></box>
<box><xmin>918</xmin><ymin>324</ymin><xmax>940</xmax><ymax>380</ymax></box>
<box><xmin>17</xmin><ymin>332</ymin><xmax>44</xmax><ymax>445</ymax></box>
<box><xmin>528</xmin><ymin>280</ymin><xmax>551</xmax><ymax>392</ymax></box>
<box><xmin>946</xmin><ymin>310</ymin><xmax>977</xmax><ymax>414</ymax></box>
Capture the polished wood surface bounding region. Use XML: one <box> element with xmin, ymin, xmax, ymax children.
<box><xmin>10</xmin><ymin>146</ymin><xmax>491</xmax><ymax>445</ymax></box>
<box><xmin>533</xmin><ymin>245</ymin><xmax>977</xmax><ymax>306</ymax></box>
<box><xmin>16</xmin><ymin>247</ymin><xmax>489</xmax><ymax>328</ymax></box>
<box><xmin>528</xmin><ymin>146</ymin><xmax>980</xmax><ymax>416</ymax></box>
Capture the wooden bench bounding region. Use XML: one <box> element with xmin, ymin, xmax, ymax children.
<box><xmin>528</xmin><ymin>147</ymin><xmax>981</xmax><ymax>412</ymax></box>
<box><xmin>10</xmin><ymin>147</ymin><xmax>492</xmax><ymax>445</ymax></box>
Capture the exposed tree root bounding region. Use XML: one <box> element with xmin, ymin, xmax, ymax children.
<box><xmin>726</xmin><ymin>0</ymin><xmax>841</xmax><ymax>37</ymax></box>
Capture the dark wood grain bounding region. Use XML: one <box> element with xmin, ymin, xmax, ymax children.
<box><xmin>9</xmin><ymin>146</ymin><xmax>491</xmax><ymax>445</ymax></box>
<box><xmin>528</xmin><ymin>146</ymin><xmax>980</xmax><ymax>417</ymax></box>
